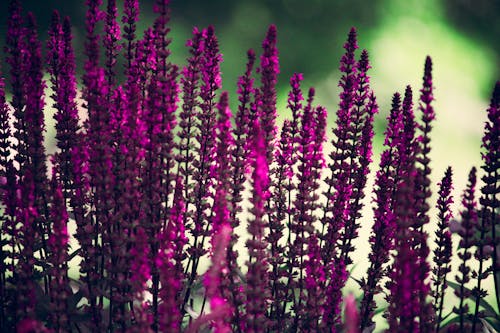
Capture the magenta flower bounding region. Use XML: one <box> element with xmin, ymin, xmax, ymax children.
<box><xmin>453</xmin><ymin>167</ymin><xmax>478</xmax><ymax>332</ymax></box>
<box><xmin>475</xmin><ymin>81</ymin><xmax>500</xmax><ymax>326</ymax></box>
<box><xmin>48</xmin><ymin>171</ymin><xmax>70</xmax><ymax>332</ymax></box>
<box><xmin>258</xmin><ymin>25</ymin><xmax>280</xmax><ymax>164</ymax></box>
<box><xmin>432</xmin><ymin>167</ymin><xmax>454</xmax><ymax>331</ymax></box>
<box><xmin>47</xmin><ymin>12</ymin><xmax>80</xmax><ymax>200</ymax></box>
<box><xmin>360</xmin><ymin>93</ymin><xmax>401</xmax><ymax>330</ymax></box>
<box><xmin>245</xmin><ymin>119</ymin><xmax>271</xmax><ymax>333</ymax></box>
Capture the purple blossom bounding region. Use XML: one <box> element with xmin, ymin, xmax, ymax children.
<box><xmin>322</xmin><ymin>27</ymin><xmax>359</xmax><ymax>269</ymax></box>
<box><xmin>128</xmin><ymin>227</ymin><xmax>153</xmax><ymax>332</ymax></box>
<box><xmin>302</xmin><ymin>234</ymin><xmax>326</xmax><ymax>330</ymax></box>
<box><xmin>339</xmin><ymin>48</ymin><xmax>378</xmax><ymax>267</ymax></box>
<box><xmin>386</xmin><ymin>176</ymin><xmax>421</xmax><ymax>332</ymax></box>
<box><xmin>268</xmin><ymin>119</ymin><xmax>293</xmax><ymax>330</ymax></box>
<box><xmin>122</xmin><ymin>0</ymin><xmax>139</xmax><ymax>72</ymax></box>
<box><xmin>414</xmin><ymin>56</ymin><xmax>435</xmax><ymax>332</ymax></box>
<box><xmin>48</xmin><ymin>170</ymin><xmax>70</xmax><ymax>332</ymax></box>
<box><xmin>232</xmin><ymin>49</ymin><xmax>256</xmax><ymax>225</ymax></box>
<box><xmin>103</xmin><ymin>0</ymin><xmax>121</xmax><ymax>88</ymax></box>
<box><xmin>432</xmin><ymin>167</ymin><xmax>454</xmax><ymax>331</ymax></box>
<box><xmin>258</xmin><ymin>25</ymin><xmax>279</xmax><ymax>164</ymax></box>
<box><xmin>188</xmin><ymin>225</ymin><xmax>232</xmax><ymax>333</ymax></box>
<box><xmin>157</xmin><ymin>178</ymin><xmax>187</xmax><ymax>332</ymax></box>
<box><xmin>453</xmin><ymin>167</ymin><xmax>478</xmax><ymax>332</ymax></box>
<box><xmin>472</xmin><ymin>80</ymin><xmax>500</xmax><ymax>330</ymax></box>
<box><xmin>360</xmin><ymin>93</ymin><xmax>401</xmax><ymax>330</ymax></box>
<box><xmin>47</xmin><ymin>12</ymin><xmax>80</xmax><ymax>200</ymax></box>
<box><xmin>245</xmin><ymin>119</ymin><xmax>271</xmax><ymax>333</ymax></box>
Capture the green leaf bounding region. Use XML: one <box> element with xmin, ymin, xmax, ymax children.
<box><xmin>447</xmin><ymin>280</ymin><xmax>499</xmax><ymax>317</ymax></box>
<box><xmin>479</xmin><ymin>318</ymin><xmax>499</xmax><ymax>333</ymax></box>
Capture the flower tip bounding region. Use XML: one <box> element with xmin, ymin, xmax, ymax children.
<box><xmin>266</xmin><ymin>24</ymin><xmax>277</xmax><ymax>41</ymax></box>
<box><xmin>247</xmin><ymin>48</ymin><xmax>256</xmax><ymax>60</ymax></box>
<box><xmin>51</xmin><ymin>9</ymin><xmax>61</xmax><ymax>23</ymax></box>
<box><xmin>205</xmin><ymin>25</ymin><xmax>215</xmax><ymax>37</ymax></box>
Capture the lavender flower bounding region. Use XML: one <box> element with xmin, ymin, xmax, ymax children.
<box><xmin>360</xmin><ymin>93</ymin><xmax>402</xmax><ymax>330</ymax></box>
<box><xmin>15</xmin><ymin>169</ymin><xmax>37</xmax><ymax>320</ymax></box>
<box><xmin>339</xmin><ymin>49</ymin><xmax>377</xmax><ymax>267</ymax></box>
<box><xmin>258</xmin><ymin>25</ymin><xmax>279</xmax><ymax>164</ymax></box>
<box><xmin>47</xmin><ymin>170</ymin><xmax>70</xmax><ymax>332</ymax></box>
<box><xmin>453</xmin><ymin>167</ymin><xmax>478</xmax><ymax>332</ymax></box>
<box><xmin>47</xmin><ymin>12</ymin><xmax>80</xmax><ymax>200</ymax></box>
<box><xmin>231</xmin><ymin>49</ymin><xmax>256</xmax><ymax>226</ymax></box>
<box><xmin>268</xmin><ymin>119</ymin><xmax>294</xmax><ymax>330</ymax></box>
<box><xmin>157</xmin><ymin>178</ymin><xmax>187</xmax><ymax>332</ymax></box>
<box><xmin>5</xmin><ymin>0</ymin><xmax>25</xmax><ymax>135</ymax></box>
<box><xmin>188</xmin><ymin>225</ymin><xmax>232</xmax><ymax>333</ymax></box>
<box><xmin>128</xmin><ymin>227</ymin><xmax>153</xmax><ymax>333</ymax></box>
<box><xmin>177</xmin><ymin>29</ymin><xmax>203</xmax><ymax>314</ymax></box>
<box><xmin>322</xmin><ymin>27</ymin><xmax>358</xmax><ymax>265</ymax></box>
<box><xmin>473</xmin><ymin>80</ymin><xmax>500</xmax><ymax>330</ymax></box>
<box><xmin>431</xmin><ymin>167</ymin><xmax>453</xmax><ymax>332</ymax></box>
<box><xmin>183</xmin><ymin>25</ymin><xmax>221</xmax><ymax>315</ymax></box>
<box><xmin>302</xmin><ymin>234</ymin><xmax>326</xmax><ymax>330</ymax></box>
<box><xmin>103</xmin><ymin>0</ymin><xmax>121</xmax><ymax>89</ymax></box>
<box><xmin>386</xmin><ymin>176</ymin><xmax>421</xmax><ymax>332</ymax></box>
<box><xmin>122</xmin><ymin>0</ymin><xmax>139</xmax><ymax>73</ymax></box>
<box><xmin>245</xmin><ymin>119</ymin><xmax>271</xmax><ymax>333</ymax></box>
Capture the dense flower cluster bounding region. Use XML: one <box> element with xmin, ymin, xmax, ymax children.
<box><xmin>0</xmin><ymin>0</ymin><xmax>498</xmax><ymax>332</ymax></box>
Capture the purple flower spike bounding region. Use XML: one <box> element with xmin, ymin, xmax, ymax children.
<box><xmin>48</xmin><ymin>170</ymin><xmax>70</xmax><ymax>332</ymax></box>
<box><xmin>322</xmin><ymin>28</ymin><xmax>359</xmax><ymax>270</ymax></box>
<box><xmin>182</xmin><ymin>25</ymin><xmax>221</xmax><ymax>314</ymax></box>
<box><xmin>287</xmin><ymin>73</ymin><xmax>304</xmax><ymax>143</ymax></box>
<box><xmin>259</xmin><ymin>24</ymin><xmax>280</xmax><ymax>164</ymax></box>
<box><xmin>231</xmin><ymin>49</ymin><xmax>256</xmax><ymax>224</ymax></box>
<box><xmin>414</xmin><ymin>57</ymin><xmax>435</xmax><ymax>331</ymax></box>
<box><xmin>302</xmin><ymin>234</ymin><xmax>326</xmax><ymax>330</ymax></box>
<box><xmin>158</xmin><ymin>178</ymin><xmax>187</xmax><ymax>332</ymax></box>
<box><xmin>187</xmin><ymin>225</ymin><xmax>232</xmax><ymax>333</ymax></box>
<box><xmin>84</xmin><ymin>0</ymin><xmax>103</xmax><ymax>73</ymax></box>
<box><xmin>474</xmin><ymin>81</ymin><xmax>500</xmax><ymax>326</ymax></box>
<box><xmin>432</xmin><ymin>167</ymin><xmax>454</xmax><ymax>331</ymax></box>
<box><xmin>122</xmin><ymin>0</ymin><xmax>139</xmax><ymax>72</ymax></box>
<box><xmin>386</xmin><ymin>176</ymin><xmax>421</xmax><ymax>333</ymax></box>
<box><xmin>15</xmin><ymin>169</ymin><xmax>37</xmax><ymax>320</ymax></box>
<box><xmin>48</xmin><ymin>13</ymin><xmax>80</xmax><ymax>200</ymax></box>
<box><xmin>103</xmin><ymin>0</ymin><xmax>121</xmax><ymax>89</ymax></box>
<box><xmin>5</xmin><ymin>0</ymin><xmax>25</xmax><ymax>121</ymax></box>
<box><xmin>129</xmin><ymin>227</ymin><xmax>153</xmax><ymax>333</ymax></box>
<box><xmin>453</xmin><ymin>167</ymin><xmax>478</xmax><ymax>332</ymax></box>
<box><xmin>245</xmin><ymin>119</ymin><xmax>271</xmax><ymax>333</ymax></box>
<box><xmin>290</xmin><ymin>84</ymin><xmax>326</xmax><ymax>328</ymax></box>
<box><xmin>360</xmin><ymin>93</ymin><xmax>401</xmax><ymax>331</ymax></box>
<box><xmin>211</xmin><ymin>91</ymin><xmax>234</xmax><ymax>292</ymax></box>
<box><xmin>268</xmin><ymin>119</ymin><xmax>294</xmax><ymax>330</ymax></box>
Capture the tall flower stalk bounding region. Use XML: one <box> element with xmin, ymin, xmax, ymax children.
<box><xmin>431</xmin><ymin>167</ymin><xmax>454</xmax><ymax>332</ymax></box>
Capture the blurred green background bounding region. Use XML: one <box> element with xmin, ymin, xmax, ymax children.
<box><xmin>0</xmin><ymin>0</ymin><xmax>498</xmax><ymax>328</ymax></box>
